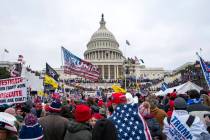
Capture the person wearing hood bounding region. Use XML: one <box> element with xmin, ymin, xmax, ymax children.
<box><xmin>39</xmin><ymin>100</ymin><xmax>68</xmax><ymax>140</ymax></box>
<box><xmin>163</xmin><ymin>97</ymin><xmax>210</xmax><ymax>140</ymax></box>
<box><xmin>64</xmin><ymin>104</ymin><xmax>92</xmax><ymax>140</ymax></box>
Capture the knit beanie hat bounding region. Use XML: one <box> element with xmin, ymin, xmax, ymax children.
<box><xmin>139</xmin><ymin>102</ymin><xmax>151</xmax><ymax>117</ymax></box>
<box><xmin>19</xmin><ymin>113</ymin><xmax>43</xmax><ymax>140</ymax></box>
<box><xmin>49</xmin><ymin>100</ymin><xmax>62</xmax><ymax>113</ymax></box>
<box><xmin>4</xmin><ymin>107</ymin><xmax>16</xmax><ymax>116</ymax></box>
<box><xmin>74</xmin><ymin>104</ymin><xmax>92</xmax><ymax>123</ymax></box>
<box><xmin>174</xmin><ymin>97</ymin><xmax>187</xmax><ymax>110</ymax></box>
<box><xmin>24</xmin><ymin>113</ymin><xmax>38</xmax><ymax>126</ymax></box>
<box><xmin>111</xmin><ymin>93</ymin><xmax>127</xmax><ymax>105</ymax></box>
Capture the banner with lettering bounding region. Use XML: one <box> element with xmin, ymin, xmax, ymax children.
<box><xmin>168</xmin><ymin>111</ymin><xmax>193</xmax><ymax>140</ymax></box>
<box><xmin>0</xmin><ymin>77</ymin><xmax>27</xmax><ymax>105</ymax></box>
<box><xmin>62</xmin><ymin>47</ymin><xmax>100</xmax><ymax>81</ymax></box>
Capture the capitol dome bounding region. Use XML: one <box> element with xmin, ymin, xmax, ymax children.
<box><xmin>89</xmin><ymin>17</ymin><xmax>117</xmax><ymax>43</ymax></box>
<box><xmin>84</xmin><ymin>14</ymin><xmax>124</xmax><ymax>80</ymax></box>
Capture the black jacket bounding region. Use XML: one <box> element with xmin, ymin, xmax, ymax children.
<box><xmin>92</xmin><ymin>119</ymin><xmax>117</xmax><ymax>140</ymax></box>
<box><xmin>64</xmin><ymin>121</ymin><xmax>92</xmax><ymax>140</ymax></box>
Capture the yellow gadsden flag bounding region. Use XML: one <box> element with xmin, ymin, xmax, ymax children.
<box><xmin>112</xmin><ymin>85</ymin><xmax>126</xmax><ymax>94</ymax></box>
<box><xmin>37</xmin><ymin>91</ymin><xmax>48</xmax><ymax>97</ymax></box>
<box><xmin>44</xmin><ymin>75</ymin><xmax>58</xmax><ymax>89</ymax></box>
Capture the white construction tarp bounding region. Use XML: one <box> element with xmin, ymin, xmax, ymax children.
<box><xmin>154</xmin><ymin>81</ymin><xmax>203</xmax><ymax>96</ymax></box>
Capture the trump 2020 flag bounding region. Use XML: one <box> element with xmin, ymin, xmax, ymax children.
<box><xmin>46</xmin><ymin>63</ymin><xmax>59</xmax><ymax>81</ymax></box>
<box><xmin>197</xmin><ymin>53</ymin><xmax>210</xmax><ymax>89</ymax></box>
<box><xmin>62</xmin><ymin>47</ymin><xmax>100</xmax><ymax>81</ymax></box>
<box><xmin>109</xmin><ymin>103</ymin><xmax>152</xmax><ymax>140</ymax></box>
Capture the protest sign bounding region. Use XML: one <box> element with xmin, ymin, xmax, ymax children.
<box><xmin>0</xmin><ymin>77</ymin><xmax>27</xmax><ymax>105</ymax></box>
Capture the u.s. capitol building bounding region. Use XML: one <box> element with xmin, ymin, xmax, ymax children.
<box><xmin>84</xmin><ymin>14</ymin><xmax>124</xmax><ymax>80</ymax></box>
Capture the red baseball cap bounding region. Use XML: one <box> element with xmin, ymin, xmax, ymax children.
<box><xmin>111</xmin><ymin>93</ymin><xmax>127</xmax><ymax>104</ymax></box>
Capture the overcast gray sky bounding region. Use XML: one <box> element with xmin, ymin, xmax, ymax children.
<box><xmin>0</xmin><ymin>0</ymin><xmax>210</xmax><ymax>70</ymax></box>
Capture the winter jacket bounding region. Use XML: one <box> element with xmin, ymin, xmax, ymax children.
<box><xmin>144</xmin><ymin>114</ymin><xmax>162</xmax><ymax>139</ymax></box>
<box><xmin>39</xmin><ymin>113</ymin><xmax>68</xmax><ymax>140</ymax></box>
<box><xmin>64</xmin><ymin>121</ymin><xmax>92</xmax><ymax>140</ymax></box>
<box><xmin>150</xmin><ymin>107</ymin><xmax>167</xmax><ymax>129</ymax></box>
<box><xmin>187</xmin><ymin>103</ymin><xmax>210</xmax><ymax>125</ymax></box>
<box><xmin>92</xmin><ymin>119</ymin><xmax>117</xmax><ymax>140</ymax></box>
<box><xmin>163</xmin><ymin>110</ymin><xmax>209</xmax><ymax>140</ymax></box>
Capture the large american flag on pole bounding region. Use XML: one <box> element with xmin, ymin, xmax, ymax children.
<box><xmin>109</xmin><ymin>103</ymin><xmax>152</xmax><ymax>140</ymax></box>
<box><xmin>62</xmin><ymin>47</ymin><xmax>100</xmax><ymax>81</ymax></box>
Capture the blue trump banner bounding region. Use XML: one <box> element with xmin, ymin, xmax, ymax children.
<box><xmin>61</xmin><ymin>47</ymin><xmax>100</xmax><ymax>81</ymax></box>
<box><xmin>197</xmin><ymin>53</ymin><xmax>210</xmax><ymax>89</ymax></box>
<box><xmin>160</xmin><ymin>82</ymin><xmax>168</xmax><ymax>91</ymax></box>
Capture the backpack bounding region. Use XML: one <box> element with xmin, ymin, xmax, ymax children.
<box><xmin>167</xmin><ymin>115</ymin><xmax>195</xmax><ymax>127</ymax></box>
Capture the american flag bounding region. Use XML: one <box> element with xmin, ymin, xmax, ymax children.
<box><xmin>4</xmin><ymin>49</ymin><xmax>9</xmax><ymax>53</ymax></box>
<box><xmin>126</xmin><ymin>40</ymin><xmax>130</xmax><ymax>46</ymax></box>
<box><xmin>134</xmin><ymin>56</ymin><xmax>139</xmax><ymax>64</ymax></box>
<box><xmin>62</xmin><ymin>47</ymin><xmax>100</xmax><ymax>81</ymax></box>
<box><xmin>109</xmin><ymin>103</ymin><xmax>152</xmax><ymax>140</ymax></box>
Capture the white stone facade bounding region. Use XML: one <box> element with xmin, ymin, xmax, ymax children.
<box><xmin>136</xmin><ymin>66</ymin><xmax>165</xmax><ymax>80</ymax></box>
<box><xmin>84</xmin><ymin>14</ymin><xmax>124</xmax><ymax>80</ymax></box>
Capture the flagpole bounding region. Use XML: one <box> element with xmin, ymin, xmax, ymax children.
<box><xmin>61</xmin><ymin>46</ymin><xmax>64</xmax><ymax>68</ymax></box>
<box><xmin>200</xmin><ymin>48</ymin><xmax>203</xmax><ymax>58</ymax></box>
<box><xmin>135</xmin><ymin>69</ymin><xmax>138</xmax><ymax>91</ymax></box>
<box><xmin>124</xmin><ymin>43</ymin><xmax>127</xmax><ymax>91</ymax></box>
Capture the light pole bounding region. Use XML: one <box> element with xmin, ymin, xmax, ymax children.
<box><xmin>123</xmin><ymin>60</ymin><xmax>127</xmax><ymax>91</ymax></box>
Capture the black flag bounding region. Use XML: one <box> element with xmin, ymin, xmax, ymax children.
<box><xmin>46</xmin><ymin>63</ymin><xmax>59</xmax><ymax>81</ymax></box>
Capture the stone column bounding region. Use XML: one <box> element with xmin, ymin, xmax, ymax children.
<box><xmin>114</xmin><ymin>65</ymin><xmax>116</xmax><ymax>80</ymax></box>
<box><xmin>102</xmin><ymin>65</ymin><xmax>104</xmax><ymax>79</ymax></box>
<box><xmin>108</xmin><ymin>65</ymin><xmax>110</xmax><ymax>80</ymax></box>
<box><xmin>116</xmin><ymin>65</ymin><xmax>119</xmax><ymax>79</ymax></box>
<box><xmin>97</xmin><ymin>51</ymin><xmax>99</xmax><ymax>59</ymax></box>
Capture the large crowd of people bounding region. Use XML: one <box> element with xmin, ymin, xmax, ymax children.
<box><xmin>1</xmin><ymin>88</ymin><xmax>210</xmax><ymax>140</ymax></box>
